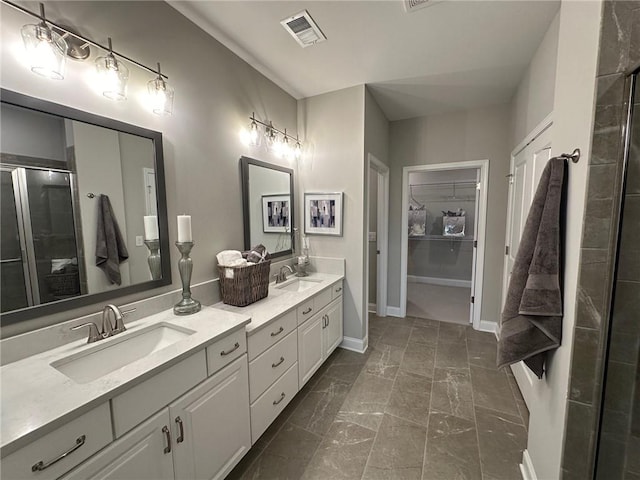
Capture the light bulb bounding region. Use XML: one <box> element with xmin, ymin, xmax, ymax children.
<box><xmin>147</xmin><ymin>63</ymin><xmax>174</xmax><ymax>115</ymax></box>
<box><xmin>95</xmin><ymin>40</ymin><xmax>129</xmax><ymax>101</ymax></box>
<box><xmin>294</xmin><ymin>140</ymin><xmax>302</xmax><ymax>160</ymax></box>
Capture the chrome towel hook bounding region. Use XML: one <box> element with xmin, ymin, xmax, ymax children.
<box><xmin>561</xmin><ymin>148</ymin><xmax>581</xmax><ymax>163</ymax></box>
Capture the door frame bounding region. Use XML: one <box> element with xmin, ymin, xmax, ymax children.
<box><xmin>365</xmin><ymin>154</ymin><xmax>389</xmax><ymax>329</ymax></box>
<box><xmin>400</xmin><ymin>160</ymin><xmax>489</xmax><ymax>330</ymax></box>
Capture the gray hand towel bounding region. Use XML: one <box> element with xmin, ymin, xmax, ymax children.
<box><xmin>497</xmin><ymin>157</ymin><xmax>567</xmax><ymax>378</ymax></box>
<box><xmin>95</xmin><ymin>194</ymin><xmax>129</xmax><ymax>285</ymax></box>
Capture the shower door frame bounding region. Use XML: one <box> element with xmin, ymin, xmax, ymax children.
<box><xmin>399</xmin><ymin>159</ymin><xmax>489</xmax><ymax>330</ymax></box>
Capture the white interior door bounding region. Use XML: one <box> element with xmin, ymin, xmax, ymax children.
<box><xmin>502</xmin><ymin>123</ymin><xmax>552</xmax><ymax>407</ymax></box>
<box><xmin>469</xmin><ymin>169</ymin><xmax>481</xmax><ymax>323</ymax></box>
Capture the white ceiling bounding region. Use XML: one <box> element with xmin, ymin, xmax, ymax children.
<box><xmin>169</xmin><ymin>0</ymin><xmax>560</xmax><ymax>121</ymax></box>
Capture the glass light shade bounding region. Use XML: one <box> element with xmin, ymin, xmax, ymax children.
<box><xmin>248</xmin><ymin>120</ymin><xmax>261</xmax><ymax>146</ymax></box>
<box><xmin>21</xmin><ymin>24</ymin><xmax>67</xmax><ymax>80</ymax></box>
<box><xmin>148</xmin><ymin>77</ymin><xmax>174</xmax><ymax>115</ymax></box>
<box><xmin>265</xmin><ymin>128</ymin><xmax>278</xmax><ymax>152</ymax></box>
<box><xmin>95</xmin><ymin>54</ymin><xmax>129</xmax><ymax>101</ymax></box>
<box><xmin>294</xmin><ymin>141</ymin><xmax>303</xmax><ymax>160</ymax></box>
<box><xmin>280</xmin><ymin>136</ymin><xmax>292</xmax><ymax>160</ymax></box>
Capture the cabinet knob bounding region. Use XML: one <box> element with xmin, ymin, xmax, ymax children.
<box><xmin>302</xmin><ymin>307</ymin><xmax>312</xmax><ymax>315</ymax></box>
<box><xmin>220</xmin><ymin>342</ymin><xmax>240</xmax><ymax>356</ymax></box>
<box><xmin>273</xmin><ymin>392</ymin><xmax>286</xmax><ymax>405</ymax></box>
<box><xmin>272</xmin><ymin>356</ymin><xmax>285</xmax><ymax>368</ymax></box>
<box><xmin>31</xmin><ymin>435</ymin><xmax>86</xmax><ymax>471</ymax></box>
<box><xmin>162</xmin><ymin>426</ymin><xmax>171</xmax><ymax>454</ymax></box>
<box><xmin>270</xmin><ymin>326</ymin><xmax>284</xmax><ymax>337</ymax></box>
<box><xmin>175</xmin><ymin>416</ymin><xmax>185</xmax><ymax>443</ymax></box>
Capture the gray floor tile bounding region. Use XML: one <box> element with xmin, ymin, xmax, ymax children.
<box><xmin>470</xmin><ymin>365</ymin><xmax>520</xmax><ymax>417</ymax></box>
<box><xmin>438</xmin><ymin>323</ymin><xmax>467</xmax><ymax>342</ymax></box>
<box><xmin>436</xmin><ymin>339</ymin><xmax>469</xmax><ymax>369</ymax></box>
<box><xmin>338</xmin><ymin>372</ymin><xmax>395</xmax><ymax>431</ymax></box>
<box><xmin>288</xmin><ymin>375</ymin><xmax>352</xmax><ymax>436</ymax></box>
<box><xmin>379</xmin><ymin>325</ymin><xmax>413</xmax><ymax>348</ymax></box>
<box><xmin>241</xmin><ymin>423</ymin><xmax>322</xmax><ymax>480</ymax></box>
<box><xmin>409</xmin><ymin>323</ymin><xmax>439</xmax><ymax>347</ymax></box>
<box><xmin>466</xmin><ymin>327</ymin><xmax>497</xmax><ymax>345</ymax></box>
<box><xmin>323</xmin><ymin>361</ymin><xmax>366</xmax><ymax>384</ymax></box>
<box><xmin>400</xmin><ymin>342</ymin><xmax>436</xmax><ymax>378</ymax></box>
<box><xmin>430</xmin><ymin>367</ymin><xmax>475</xmax><ymax>420</ymax></box>
<box><xmin>302</xmin><ymin>420</ymin><xmax>377</xmax><ymax>480</ymax></box>
<box><xmin>364</xmin><ymin>343</ymin><xmax>405</xmax><ymax>379</ymax></box>
<box><xmin>385</xmin><ymin>370</ymin><xmax>432</xmax><ymax>427</ymax></box>
<box><xmin>467</xmin><ymin>339</ymin><xmax>498</xmax><ymax>370</ymax></box>
<box><xmin>363</xmin><ymin>413</ymin><xmax>427</xmax><ymax>480</ymax></box>
<box><xmin>423</xmin><ymin>412</ymin><xmax>482</xmax><ymax>480</ymax></box>
<box><xmin>475</xmin><ymin>406</ymin><xmax>527</xmax><ymax>480</ymax></box>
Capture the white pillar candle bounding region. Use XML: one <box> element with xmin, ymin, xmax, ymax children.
<box><xmin>143</xmin><ymin>215</ymin><xmax>158</xmax><ymax>240</ymax></box>
<box><xmin>177</xmin><ymin>215</ymin><xmax>192</xmax><ymax>242</ymax></box>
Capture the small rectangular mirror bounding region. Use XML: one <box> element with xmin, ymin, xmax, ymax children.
<box><xmin>240</xmin><ymin>157</ymin><xmax>294</xmax><ymax>259</ymax></box>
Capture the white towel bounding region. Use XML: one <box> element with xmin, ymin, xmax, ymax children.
<box><xmin>216</xmin><ymin>250</ymin><xmax>243</xmax><ymax>266</ymax></box>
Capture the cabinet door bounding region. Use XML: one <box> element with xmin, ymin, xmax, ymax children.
<box><xmin>297</xmin><ymin>314</ymin><xmax>324</xmax><ymax>387</ymax></box>
<box><xmin>323</xmin><ymin>299</ymin><xmax>343</xmax><ymax>358</ymax></box>
<box><xmin>170</xmin><ymin>355</ymin><xmax>251</xmax><ymax>480</ymax></box>
<box><xmin>61</xmin><ymin>410</ymin><xmax>173</xmax><ymax>480</ymax></box>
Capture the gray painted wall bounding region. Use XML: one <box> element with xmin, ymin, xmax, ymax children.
<box><xmin>298</xmin><ymin>86</ymin><xmax>366</xmax><ymax>340</ymax></box>
<box><xmin>0</xmin><ymin>1</ymin><xmax>297</xmax><ymax>336</ymax></box>
<box><xmin>388</xmin><ymin>104</ymin><xmax>511</xmax><ymax>326</ymax></box>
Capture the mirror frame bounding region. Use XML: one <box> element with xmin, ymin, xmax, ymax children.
<box><xmin>240</xmin><ymin>156</ymin><xmax>295</xmax><ymax>260</ymax></box>
<box><xmin>0</xmin><ymin>89</ymin><xmax>172</xmax><ymax>325</ymax></box>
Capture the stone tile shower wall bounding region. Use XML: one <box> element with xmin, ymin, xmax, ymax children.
<box><xmin>562</xmin><ymin>2</ymin><xmax>640</xmax><ymax>479</ymax></box>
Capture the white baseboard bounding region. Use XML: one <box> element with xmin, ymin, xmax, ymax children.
<box><xmin>386</xmin><ymin>306</ymin><xmax>402</xmax><ymax>317</ymax></box>
<box><xmin>368</xmin><ymin>303</ymin><xmax>376</xmax><ymax>313</ymax></box>
<box><xmin>340</xmin><ymin>336</ymin><xmax>368</xmax><ymax>353</ymax></box>
<box><xmin>478</xmin><ymin>320</ymin><xmax>497</xmax><ymax>333</ymax></box>
<box><xmin>407</xmin><ymin>275</ymin><xmax>472</xmax><ymax>289</ymax></box>
<box><xmin>520</xmin><ymin>449</ymin><xmax>537</xmax><ymax>480</ymax></box>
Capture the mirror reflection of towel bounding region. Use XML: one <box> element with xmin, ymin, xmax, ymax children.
<box><xmin>95</xmin><ymin>194</ymin><xmax>129</xmax><ymax>285</ymax></box>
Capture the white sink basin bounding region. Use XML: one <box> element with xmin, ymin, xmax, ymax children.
<box><xmin>275</xmin><ymin>277</ymin><xmax>323</xmax><ymax>292</ymax></box>
<box><xmin>51</xmin><ymin>323</ymin><xmax>195</xmax><ymax>384</ymax></box>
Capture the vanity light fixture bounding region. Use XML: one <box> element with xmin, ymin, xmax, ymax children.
<box><xmin>245</xmin><ymin>115</ymin><xmax>304</xmax><ymax>159</ymax></box>
<box><xmin>148</xmin><ymin>63</ymin><xmax>174</xmax><ymax>115</ymax></box>
<box><xmin>5</xmin><ymin>0</ymin><xmax>174</xmax><ymax>113</ymax></box>
<box><xmin>95</xmin><ymin>38</ymin><xmax>129</xmax><ymax>101</ymax></box>
<box><xmin>20</xmin><ymin>3</ymin><xmax>67</xmax><ymax>80</ymax></box>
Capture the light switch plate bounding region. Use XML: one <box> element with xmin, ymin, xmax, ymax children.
<box><xmin>368</xmin><ymin>232</ymin><xmax>377</xmax><ymax>242</ymax></box>
<box><xmin>135</xmin><ymin>235</ymin><xmax>144</xmax><ymax>247</ymax></box>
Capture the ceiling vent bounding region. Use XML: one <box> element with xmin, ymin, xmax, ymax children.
<box><xmin>280</xmin><ymin>10</ymin><xmax>326</xmax><ymax>48</ymax></box>
<box><xmin>403</xmin><ymin>0</ymin><xmax>443</xmax><ymax>13</ymax></box>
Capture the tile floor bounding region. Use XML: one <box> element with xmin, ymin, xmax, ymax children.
<box><xmin>228</xmin><ymin>315</ymin><xmax>528</xmax><ymax>480</ymax></box>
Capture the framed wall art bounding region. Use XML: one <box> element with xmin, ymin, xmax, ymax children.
<box><xmin>304</xmin><ymin>192</ymin><xmax>343</xmax><ymax>236</ymax></box>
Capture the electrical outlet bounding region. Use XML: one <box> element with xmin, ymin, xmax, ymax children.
<box><xmin>368</xmin><ymin>232</ymin><xmax>377</xmax><ymax>242</ymax></box>
<box><xmin>135</xmin><ymin>236</ymin><xmax>144</xmax><ymax>247</ymax></box>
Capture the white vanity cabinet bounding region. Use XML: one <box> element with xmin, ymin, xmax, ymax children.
<box><xmin>297</xmin><ymin>283</ymin><xmax>343</xmax><ymax>388</ymax></box>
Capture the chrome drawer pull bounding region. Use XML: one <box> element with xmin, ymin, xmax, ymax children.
<box><xmin>335</xmin><ymin>287</ymin><xmax>342</xmax><ymax>293</ymax></box>
<box><xmin>302</xmin><ymin>307</ymin><xmax>312</xmax><ymax>315</ymax></box>
<box><xmin>273</xmin><ymin>392</ymin><xmax>286</xmax><ymax>405</ymax></box>
<box><xmin>162</xmin><ymin>426</ymin><xmax>171</xmax><ymax>454</ymax></box>
<box><xmin>220</xmin><ymin>342</ymin><xmax>240</xmax><ymax>356</ymax></box>
<box><xmin>272</xmin><ymin>356</ymin><xmax>285</xmax><ymax>368</ymax></box>
<box><xmin>31</xmin><ymin>435</ymin><xmax>86</xmax><ymax>471</ymax></box>
<box><xmin>270</xmin><ymin>326</ymin><xmax>284</xmax><ymax>337</ymax></box>
<box><xmin>175</xmin><ymin>416</ymin><xmax>185</xmax><ymax>443</ymax></box>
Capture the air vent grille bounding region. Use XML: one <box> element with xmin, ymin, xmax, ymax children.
<box><xmin>403</xmin><ymin>0</ymin><xmax>443</xmax><ymax>13</ymax></box>
<box><xmin>281</xmin><ymin>10</ymin><xmax>326</xmax><ymax>48</ymax></box>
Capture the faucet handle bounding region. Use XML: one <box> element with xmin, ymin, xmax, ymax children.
<box><xmin>71</xmin><ymin>322</ymin><xmax>102</xmax><ymax>343</ymax></box>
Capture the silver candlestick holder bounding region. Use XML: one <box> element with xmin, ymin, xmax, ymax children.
<box><xmin>143</xmin><ymin>239</ymin><xmax>162</xmax><ymax>280</ymax></box>
<box><xmin>174</xmin><ymin>241</ymin><xmax>201</xmax><ymax>315</ymax></box>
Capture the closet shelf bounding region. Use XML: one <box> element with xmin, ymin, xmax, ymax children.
<box><xmin>409</xmin><ymin>235</ymin><xmax>473</xmax><ymax>242</ymax></box>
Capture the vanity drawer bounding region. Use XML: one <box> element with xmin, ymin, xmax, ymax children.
<box><xmin>247</xmin><ymin>310</ymin><xmax>296</xmax><ymax>361</ymax></box>
<box><xmin>331</xmin><ymin>281</ymin><xmax>344</xmax><ymax>300</ymax></box>
<box><xmin>206</xmin><ymin>328</ymin><xmax>247</xmax><ymax>375</ymax></box>
<box><xmin>2</xmin><ymin>403</ymin><xmax>112</xmax><ymax>480</ymax></box>
<box><xmin>249</xmin><ymin>330</ymin><xmax>297</xmax><ymax>403</ymax></box>
<box><xmin>250</xmin><ymin>362</ymin><xmax>298</xmax><ymax>444</ymax></box>
<box><xmin>297</xmin><ymin>298</ymin><xmax>315</xmax><ymax>325</ymax></box>
<box><xmin>315</xmin><ymin>287</ymin><xmax>333</xmax><ymax>312</ymax></box>
<box><xmin>112</xmin><ymin>350</ymin><xmax>207</xmax><ymax>438</ymax></box>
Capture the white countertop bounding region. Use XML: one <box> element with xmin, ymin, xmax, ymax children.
<box><xmin>0</xmin><ymin>307</ymin><xmax>250</xmax><ymax>457</ymax></box>
<box><xmin>214</xmin><ymin>273</ymin><xmax>344</xmax><ymax>335</ymax></box>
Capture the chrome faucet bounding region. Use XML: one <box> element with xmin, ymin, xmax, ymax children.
<box><xmin>71</xmin><ymin>305</ymin><xmax>134</xmax><ymax>343</ymax></box>
<box><xmin>274</xmin><ymin>265</ymin><xmax>294</xmax><ymax>284</ymax></box>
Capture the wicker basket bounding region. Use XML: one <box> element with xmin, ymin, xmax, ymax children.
<box><xmin>45</xmin><ymin>273</ymin><xmax>80</xmax><ymax>296</ymax></box>
<box><xmin>218</xmin><ymin>260</ymin><xmax>271</xmax><ymax>307</ymax></box>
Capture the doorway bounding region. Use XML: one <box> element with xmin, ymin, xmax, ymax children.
<box><xmin>400</xmin><ymin>160</ymin><xmax>488</xmax><ymax>329</ymax></box>
<box><xmin>365</xmin><ymin>154</ymin><xmax>389</xmax><ymax>346</ymax></box>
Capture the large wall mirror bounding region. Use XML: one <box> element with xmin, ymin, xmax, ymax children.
<box><xmin>0</xmin><ymin>89</ymin><xmax>171</xmax><ymax>325</ymax></box>
<box><xmin>240</xmin><ymin>157</ymin><xmax>294</xmax><ymax>259</ymax></box>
